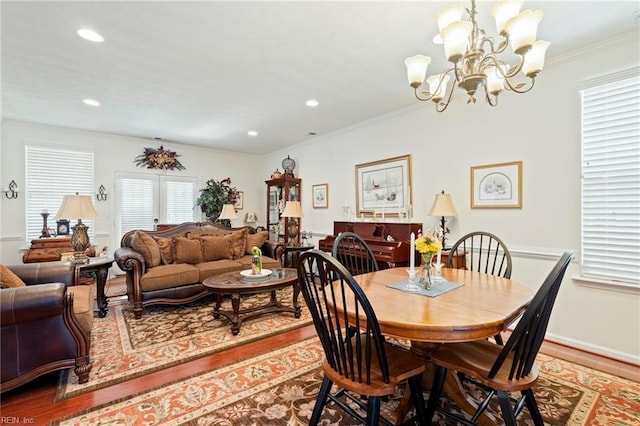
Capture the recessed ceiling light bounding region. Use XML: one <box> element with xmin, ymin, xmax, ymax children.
<box><xmin>83</xmin><ymin>99</ymin><xmax>100</xmax><ymax>106</ymax></box>
<box><xmin>77</xmin><ymin>28</ymin><xmax>104</xmax><ymax>43</ymax></box>
<box><xmin>248</xmin><ymin>130</ymin><xmax>258</xmax><ymax>136</ymax></box>
<box><xmin>306</xmin><ymin>99</ymin><xmax>319</xmax><ymax>107</ymax></box>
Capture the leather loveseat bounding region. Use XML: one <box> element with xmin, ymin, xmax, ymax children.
<box><xmin>0</xmin><ymin>262</ymin><xmax>94</xmax><ymax>392</ymax></box>
<box><xmin>114</xmin><ymin>222</ymin><xmax>284</xmax><ymax>319</ymax></box>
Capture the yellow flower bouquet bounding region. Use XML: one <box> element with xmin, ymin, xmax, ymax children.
<box><xmin>415</xmin><ymin>232</ymin><xmax>442</xmax><ymax>263</ymax></box>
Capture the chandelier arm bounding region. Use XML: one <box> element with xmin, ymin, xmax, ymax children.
<box><xmin>503</xmin><ymin>75</ymin><xmax>536</xmax><ymax>94</ymax></box>
<box><xmin>413</xmin><ymin>87</ymin><xmax>435</xmax><ymax>102</ymax></box>
<box><xmin>435</xmin><ymin>75</ymin><xmax>458</xmax><ymax>112</ymax></box>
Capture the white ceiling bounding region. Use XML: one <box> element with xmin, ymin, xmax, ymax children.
<box><xmin>2</xmin><ymin>1</ymin><xmax>639</xmax><ymax>154</ymax></box>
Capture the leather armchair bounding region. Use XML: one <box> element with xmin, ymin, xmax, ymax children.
<box><xmin>1</xmin><ymin>262</ymin><xmax>93</xmax><ymax>393</ymax></box>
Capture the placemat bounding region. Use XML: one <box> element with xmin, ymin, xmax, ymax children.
<box><xmin>387</xmin><ymin>279</ymin><xmax>463</xmax><ymax>297</ymax></box>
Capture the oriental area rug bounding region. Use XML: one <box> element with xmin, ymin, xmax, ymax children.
<box><xmin>51</xmin><ymin>337</ymin><xmax>640</xmax><ymax>426</ymax></box>
<box><xmin>56</xmin><ymin>288</ymin><xmax>312</xmax><ymax>401</ymax></box>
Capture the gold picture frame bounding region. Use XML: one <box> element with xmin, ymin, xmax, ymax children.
<box><xmin>312</xmin><ymin>183</ymin><xmax>329</xmax><ymax>208</ymax></box>
<box><xmin>355</xmin><ymin>154</ymin><xmax>412</xmax><ymax>216</ymax></box>
<box><xmin>470</xmin><ymin>161</ymin><xmax>523</xmax><ymax>208</ymax></box>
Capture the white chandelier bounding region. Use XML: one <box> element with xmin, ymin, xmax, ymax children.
<box><xmin>405</xmin><ymin>0</ymin><xmax>549</xmax><ymax>112</ymax></box>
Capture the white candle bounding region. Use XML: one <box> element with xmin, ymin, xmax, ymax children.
<box><xmin>381</xmin><ymin>208</ymin><xmax>385</xmax><ymax>221</ymax></box>
<box><xmin>437</xmin><ymin>248</ymin><xmax>442</xmax><ymax>265</ymax></box>
<box><xmin>410</xmin><ymin>232</ymin><xmax>415</xmax><ymax>270</ymax></box>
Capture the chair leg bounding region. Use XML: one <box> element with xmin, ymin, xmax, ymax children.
<box><xmin>408</xmin><ymin>375</ymin><xmax>426</xmax><ymax>423</ymax></box>
<box><xmin>494</xmin><ymin>333</ymin><xmax>504</xmax><ymax>346</ymax></box>
<box><xmin>522</xmin><ymin>389</ymin><xmax>544</xmax><ymax>426</ymax></box>
<box><xmin>367</xmin><ymin>396</ymin><xmax>381</xmax><ymax>426</ymax></box>
<box><xmin>497</xmin><ymin>390</ymin><xmax>517</xmax><ymax>426</ymax></box>
<box><xmin>310</xmin><ymin>376</ymin><xmax>333</xmax><ymax>425</ymax></box>
<box><xmin>425</xmin><ymin>366</ymin><xmax>447</xmax><ymax>421</ymax></box>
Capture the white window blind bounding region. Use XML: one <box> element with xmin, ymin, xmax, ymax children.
<box><xmin>25</xmin><ymin>145</ymin><xmax>95</xmax><ymax>243</ymax></box>
<box><xmin>163</xmin><ymin>178</ymin><xmax>198</xmax><ymax>224</ymax></box>
<box><xmin>580</xmin><ymin>69</ymin><xmax>640</xmax><ymax>285</ymax></box>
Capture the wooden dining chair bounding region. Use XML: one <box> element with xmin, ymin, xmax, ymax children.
<box><xmin>447</xmin><ymin>231</ymin><xmax>513</xmax><ymax>345</ymax></box>
<box><xmin>332</xmin><ymin>231</ymin><xmax>379</xmax><ymax>276</ymax></box>
<box><xmin>426</xmin><ymin>251</ymin><xmax>574</xmax><ymax>426</ymax></box>
<box><xmin>447</xmin><ymin>231</ymin><xmax>512</xmax><ymax>278</ymax></box>
<box><xmin>297</xmin><ymin>249</ymin><xmax>426</xmax><ymax>426</ymax></box>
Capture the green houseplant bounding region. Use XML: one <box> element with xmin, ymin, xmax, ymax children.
<box><xmin>196</xmin><ymin>177</ymin><xmax>239</xmax><ymax>225</ymax></box>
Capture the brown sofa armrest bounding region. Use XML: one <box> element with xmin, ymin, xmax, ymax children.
<box><xmin>8</xmin><ymin>263</ymin><xmax>74</xmax><ymax>287</ymax></box>
<box><xmin>114</xmin><ymin>247</ymin><xmax>146</xmax><ymax>274</ymax></box>
<box><xmin>261</xmin><ymin>240</ymin><xmax>285</xmax><ymax>264</ymax></box>
<box><xmin>0</xmin><ymin>283</ymin><xmax>66</xmax><ymax>325</ymax></box>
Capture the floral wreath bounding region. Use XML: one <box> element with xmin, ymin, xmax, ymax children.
<box><xmin>134</xmin><ymin>146</ymin><xmax>185</xmax><ymax>170</ymax></box>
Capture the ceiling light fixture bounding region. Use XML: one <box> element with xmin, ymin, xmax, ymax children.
<box><xmin>77</xmin><ymin>28</ymin><xmax>104</xmax><ymax>43</ymax></box>
<box><xmin>247</xmin><ymin>130</ymin><xmax>258</xmax><ymax>136</ymax></box>
<box><xmin>306</xmin><ymin>99</ymin><xmax>319</xmax><ymax>107</ymax></box>
<box><xmin>404</xmin><ymin>0</ymin><xmax>549</xmax><ymax>112</ymax></box>
<box><xmin>83</xmin><ymin>99</ymin><xmax>100</xmax><ymax>106</ymax></box>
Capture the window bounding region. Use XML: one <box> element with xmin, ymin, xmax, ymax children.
<box><xmin>25</xmin><ymin>145</ymin><xmax>95</xmax><ymax>242</ymax></box>
<box><xmin>115</xmin><ymin>173</ymin><xmax>199</xmax><ymax>239</ymax></box>
<box><xmin>580</xmin><ymin>68</ymin><xmax>640</xmax><ymax>286</ymax></box>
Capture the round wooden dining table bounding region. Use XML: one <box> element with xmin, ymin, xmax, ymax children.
<box><xmin>335</xmin><ymin>266</ymin><xmax>535</xmax><ymax>425</ymax></box>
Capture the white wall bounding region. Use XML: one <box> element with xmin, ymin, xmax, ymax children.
<box><xmin>264</xmin><ymin>32</ymin><xmax>640</xmax><ymax>364</ymax></box>
<box><xmin>0</xmin><ymin>121</ymin><xmax>263</xmax><ymax>264</ymax></box>
<box><xmin>1</xmin><ymin>32</ymin><xmax>638</xmax><ymax>364</ymax></box>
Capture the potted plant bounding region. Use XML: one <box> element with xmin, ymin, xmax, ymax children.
<box><xmin>196</xmin><ymin>177</ymin><xmax>239</xmax><ymax>226</ymax></box>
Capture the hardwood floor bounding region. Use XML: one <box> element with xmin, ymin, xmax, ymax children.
<box><xmin>1</xmin><ymin>316</ymin><xmax>638</xmax><ymax>425</ymax></box>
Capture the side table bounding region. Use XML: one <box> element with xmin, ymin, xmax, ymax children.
<box><xmin>75</xmin><ymin>257</ymin><xmax>114</xmax><ymax>318</ymax></box>
<box><xmin>280</xmin><ymin>245</ymin><xmax>314</xmax><ymax>268</ymax></box>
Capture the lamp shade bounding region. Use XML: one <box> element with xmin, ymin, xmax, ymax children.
<box><xmin>428</xmin><ymin>192</ymin><xmax>458</xmax><ymax>217</ymax></box>
<box><xmin>282</xmin><ymin>201</ymin><xmax>303</xmax><ymax>218</ymax></box>
<box><xmin>55</xmin><ymin>193</ymin><xmax>99</xmax><ymax>220</ymax></box>
<box><xmin>219</xmin><ymin>204</ymin><xmax>237</xmax><ymax>220</ymax></box>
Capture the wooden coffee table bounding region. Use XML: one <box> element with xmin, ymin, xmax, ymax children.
<box><xmin>202</xmin><ymin>268</ymin><xmax>301</xmax><ymax>335</ymax></box>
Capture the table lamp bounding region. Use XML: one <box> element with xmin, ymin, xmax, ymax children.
<box><xmin>55</xmin><ymin>193</ymin><xmax>100</xmax><ymax>264</ymax></box>
<box><xmin>218</xmin><ymin>203</ymin><xmax>237</xmax><ymax>227</ymax></box>
<box><xmin>428</xmin><ymin>190</ymin><xmax>458</xmax><ymax>250</ymax></box>
<box><xmin>282</xmin><ymin>200</ymin><xmax>303</xmax><ymax>247</ymax></box>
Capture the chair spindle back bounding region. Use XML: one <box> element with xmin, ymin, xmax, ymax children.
<box><xmin>332</xmin><ymin>232</ymin><xmax>379</xmax><ymax>276</ymax></box>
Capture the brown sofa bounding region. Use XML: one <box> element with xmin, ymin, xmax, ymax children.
<box><xmin>0</xmin><ymin>262</ymin><xmax>93</xmax><ymax>393</ymax></box>
<box><xmin>114</xmin><ymin>222</ymin><xmax>285</xmax><ymax>319</ymax></box>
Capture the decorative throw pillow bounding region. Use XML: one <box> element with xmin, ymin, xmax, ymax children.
<box><xmin>0</xmin><ymin>264</ymin><xmax>26</xmax><ymax>289</ymax></box>
<box><xmin>245</xmin><ymin>231</ymin><xmax>269</xmax><ymax>255</ymax></box>
<box><xmin>229</xmin><ymin>229</ymin><xmax>248</xmax><ymax>259</ymax></box>
<box><xmin>172</xmin><ymin>236</ymin><xmax>203</xmax><ymax>264</ymax></box>
<box><xmin>131</xmin><ymin>231</ymin><xmax>162</xmax><ymax>267</ymax></box>
<box><xmin>153</xmin><ymin>237</ymin><xmax>174</xmax><ymax>264</ymax></box>
<box><xmin>186</xmin><ymin>229</ymin><xmax>224</xmax><ymax>239</ymax></box>
<box><xmin>200</xmin><ymin>235</ymin><xmax>233</xmax><ymax>261</ymax></box>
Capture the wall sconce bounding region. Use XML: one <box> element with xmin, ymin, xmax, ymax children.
<box><xmin>3</xmin><ymin>180</ymin><xmax>19</xmax><ymax>199</ymax></box>
<box><xmin>96</xmin><ymin>185</ymin><xmax>108</xmax><ymax>201</ymax></box>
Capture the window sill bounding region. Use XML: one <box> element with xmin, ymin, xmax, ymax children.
<box><xmin>572</xmin><ymin>275</ymin><xmax>640</xmax><ymax>294</ymax></box>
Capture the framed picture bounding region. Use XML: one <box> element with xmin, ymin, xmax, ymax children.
<box><xmin>234</xmin><ymin>191</ymin><xmax>244</xmax><ymax>210</ymax></box>
<box><xmin>471</xmin><ymin>161</ymin><xmax>523</xmax><ymax>208</ymax></box>
<box><xmin>312</xmin><ymin>183</ymin><xmax>329</xmax><ymax>208</ymax></box>
<box><xmin>355</xmin><ymin>154</ymin><xmax>412</xmax><ymax>216</ymax></box>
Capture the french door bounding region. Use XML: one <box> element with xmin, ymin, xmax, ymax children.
<box><xmin>115</xmin><ymin>172</ymin><xmax>200</xmax><ymax>241</ymax></box>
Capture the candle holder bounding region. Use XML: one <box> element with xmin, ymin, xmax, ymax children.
<box><xmin>432</xmin><ymin>262</ymin><xmax>447</xmax><ymax>283</ymax></box>
<box><xmin>40</xmin><ymin>212</ymin><xmax>52</xmax><ymax>238</ymax></box>
<box><xmin>404</xmin><ymin>269</ymin><xmax>421</xmax><ymax>292</ymax></box>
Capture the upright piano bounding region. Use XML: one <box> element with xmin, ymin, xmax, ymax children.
<box><xmin>318</xmin><ymin>221</ymin><xmax>423</xmax><ymax>269</ymax></box>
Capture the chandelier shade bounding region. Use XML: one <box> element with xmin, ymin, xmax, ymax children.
<box><xmin>405</xmin><ymin>0</ymin><xmax>549</xmax><ymax>112</ymax></box>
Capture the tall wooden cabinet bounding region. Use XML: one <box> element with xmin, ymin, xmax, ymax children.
<box><xmin>265</xmin><ymin>176</ymin><xmax>301</xmax><ymax>246</ymax></box>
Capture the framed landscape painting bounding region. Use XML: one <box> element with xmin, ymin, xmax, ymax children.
<box><xmin>355</xmin><ymin>154</ymin><xmax>412</xmax><ymax>216</ymax></box>
<box><xmin>312</xmin><ymin>183</ymin><xmax>328</xmax><ymax>208</ymax></box>
<box><xmin>470</xmin><ymin>161</ymin><xmax>522</xmax><ymax>208</ymax></box>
